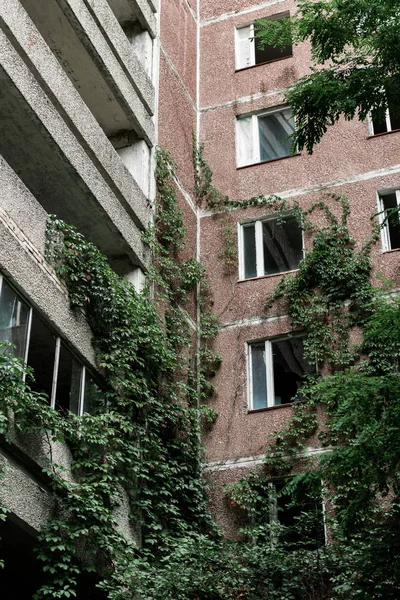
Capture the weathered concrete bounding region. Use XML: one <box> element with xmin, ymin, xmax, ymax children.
<box><xmin>16</xmin><ymin>0</ymin><xmax>155</xmax><ymax>142</ymax></box>
<box><xmin>0</xmin><ymin>27</ymin><xmax>151</xmax><ymax>267</ymax></box>
<box><xmin>0</xmin><ymin>158</ymin><xmax>97</xmax><ymax>368</ymax></box>
<box><xmin>107</xmin><ymin>0</ymin><xmax>157</xmax><ymax>37</ymax></box>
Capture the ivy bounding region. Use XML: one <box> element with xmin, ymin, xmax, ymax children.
<box><xmin>0</xmin><ymin>147</ymin><xmax>222</xmax><ymax>598</ymax></box>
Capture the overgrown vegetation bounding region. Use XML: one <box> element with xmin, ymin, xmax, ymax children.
<box><xmin>2</xmin><ymin>144</ymin><xmax>400</xmax><ymax>599</ymax></box>
<box><xmin>256</xmin><ymin>0</ymin><xmax>400</xmax><ymax>153</ymax></box>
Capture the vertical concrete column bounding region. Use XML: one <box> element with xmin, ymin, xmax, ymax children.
<box><xmin>125</xmin><ymin>23</ymin><xmax>153</xmax><ymax>79</ymax></box>
<box><xmin>116</xmin><ymin>140</ymin><xmax>151</xmax><ymax>197</ymax></box>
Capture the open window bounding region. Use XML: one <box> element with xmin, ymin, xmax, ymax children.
<box><xmin>378</xmin><ymin>190</ymin><xmax>400</xmax><ymax>251</ymax></box>
<box><xmin>240</xmin><ymin>215</ymin><xmax>303</xmax><ymax>279</ymax></box>
<box><xmin>370</xmin><ymin>106</ymin><xmax>400</xmax><ymax>135</ymax></box>
<box><xmin>267</xmin><ymin>479</ymin><xmax>325</xmax><ymax>549</ymax></box>
<box><xmin>248</xmin><ymin>337</ymin><xmax>314</xmax><ymax>410</ymax></box>
<box><xmin>235</xmin><ymin>14</ymin><xmax>292</xmax><ymax>70</ymax></box>
<box><xmin>236</xmin><ymin>107</ymin><xmax>296</xmax><ymax>167</ymax></box>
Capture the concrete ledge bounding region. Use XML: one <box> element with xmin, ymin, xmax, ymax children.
<box><xmin>58</xmin><ymin>0</ymin><xmax>155</xmax><ymax>140</ymax></box>
<box><xmin>85</xmin><ymin>0</ymin><xmax>155</xmax><ymax>111</ymax></box>
<box><xmin>0</xmin><ymin>450</ymin><xmax>54</xmax><ymax>533</ymax></box>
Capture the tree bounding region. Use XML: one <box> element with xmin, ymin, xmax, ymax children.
<box><xmin>257</xmin><ymin>0</ymin><xmax>400</xmax><ymax>153</ymax></box>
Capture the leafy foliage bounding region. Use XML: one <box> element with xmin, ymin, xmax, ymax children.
<box><xmin>256</xmin><ymin>0</ymin><xmax>400</xmax><ymax>153</ymax></box>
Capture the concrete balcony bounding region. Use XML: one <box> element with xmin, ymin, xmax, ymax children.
<box><xmin>17</xmin><ymin>0</ymin><xmax>155</xmax><ymax>141</ymax></box>
<box><xmin>0</xmin><ymin>2</ymin><xmax>152</xmax><ymax>269</ymax></box>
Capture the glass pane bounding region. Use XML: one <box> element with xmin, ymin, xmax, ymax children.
<box><xmin>83</xmin><ymin>373</ymin><xmax>102</xmax><ymax>414</ymax></box>
<box><xmin>26</xmin><ymin>314</ymin><xmax>56</xmax><ymax>400</ymax></box>
<box><xmin>55</xmin><ymin>343</ymin><xmax>82</xmax><ymax>414</ymax></box>
<box><xmin>263</xmin><ymin>216</ymin><xmax>303</xmax><ymax>275</ymax></box>
<box><xmin>0</xmin><ymin>279</ymin><xmax>30</xmax><ymax>359</ymax></box>
<box><xmin>251</xmin><ymin>343</ymin><xmax>267</xmax><ymax>409</ymax></box>
<box><xmin>236</xmin><ymin>116</ymin><xmax>254</xmax><ymax>167</ymax></box>
<box><xmin>272</xmin><ymin>338</ymin><xmax>313</xmax><ymax>405</ymax></box>
<box><xmin>258</xmin><ymin>109</ymin><xmax>295</xmax><ymax>162</ymax></box>
<box><xmin>382</xmin><ymin>193</ymin><xmax>400</xmax><ymax>250</ymax></box>
<box><xmin>243</xmin><ymin>224</ymin><xmax>257</xmax><ymax>278</ymax></box>
<box><xmin>371</xmin><ymin>109</ymin><xmax>388</xmax><ymax>134</ymax></box>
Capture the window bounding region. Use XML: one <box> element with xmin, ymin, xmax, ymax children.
<box><xmin>0</xmin><ymin>274</ymin><xmax>102</xmax><ymax>415</ymax></box>
<box><xmin>370</xmin><ymin>106</ymin><xmax>400</xmax><ymax>135</ymax></box>
<box><xmin>248</xmin><ymin>337</ymin><xmax>314</xmax><ymax>410</ymax></box>
<box><xmin>240</xmin><ymin>215</ymin><xmax>303</xmax><ymax>279</ymax></box>
<box><xmin>378</xmin><ymin>190</ymin><xmax>400</xmax><ymax>251</ymax></box>
<box><xmin>235</xmin><ymin>15</ymin><xmax>292</xmax><ymax>70</ymax></box>
<box><xmin>265</xmin><ymin>479</ymin><xmax>325</xmax><ymax>549</ymax></box>
<box><xmin>236</xmin><ymin>108</ymin><xmax>296</xmax><ymax>167</ymax></box>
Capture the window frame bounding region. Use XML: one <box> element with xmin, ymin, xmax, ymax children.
<box><xmin>377</xmin><ymin>189</ymin><xmax>400</xmax><ymax>251</ymax></box>
<box><xmin>236</xmin><ymin>106</ymin><xmax>296</xmax><ymax>168</ymax></box>
<box><xmin>247</xmin><ymin>335</ymin><xmax>311</xmax><ymax>410</ymax></box>
<box><xmin>0</xmin><ymin>273</ymin><xmax>100</xmax><ymax>416</ymax></box>
<box><xmin>235</xmin><ymin>13</ymin><xmax>292</xmax><ymax>71</ymax></box>
<box><xmin>369</xmin><ymin>107</ymin><xmax>400</xmax><ymax>136</ymax></box>
<box><xmin>238</xmin><ymin>215</ymin><xmax>304</xmax><ymax>280</ymax></box>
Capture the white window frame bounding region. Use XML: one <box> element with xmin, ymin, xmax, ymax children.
<box><xmin>235</xmin><ymin>23</ymin><xmax>256</xmax><ymax>69</ymax></box>
<box><xmin>248</xmin><ymin>339</ymin><xmax>274</xmax><ymax>409</ymax></box>
<box><xmin>238</xmin><ymin>215</ymin><xmax>304</xmax><ymax>280</ymax></box>
<box><xmin>236</xmin><ymin>106</ymin><xmax>295</xmax><ymax>168</ymax></box>
<box><xmin>377</xmin><ymin>189</ymin><xmax>400</xmax><ymax>251</ymax></box>
<box><xmin>235</xmin><ymin>13</ymin><xmax>291</xmax><ymax>71</ymax></box>
<box><xmin>369</xmin><ymin>108</ymin><xmax>400</xmax><ymax>135</ymax></box>
<box><xmin>247</xmin><ymin>335</ymin><xmax>310</xmax><ymax>410</ymax></box>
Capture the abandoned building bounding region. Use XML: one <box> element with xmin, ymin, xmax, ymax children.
<box><xmin>0</xmin><ymin>0</ymin><xmax>400</xmax><ymax>596</ymax></box>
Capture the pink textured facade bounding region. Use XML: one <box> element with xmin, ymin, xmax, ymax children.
<box><xmin>157</xmin><ymin>0</ymin><xmax>400</xmax><ymax>536</ymax></box>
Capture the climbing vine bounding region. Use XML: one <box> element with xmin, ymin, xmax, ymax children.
<box><xmin>1</xmin><ymin>139</ymin><xmax>400</xmax><ymax>599</ymax></box>
<box><xmin>0</xmin><ymin>147</ymin><xmax>222</xmax><ymax>598</ymax></box>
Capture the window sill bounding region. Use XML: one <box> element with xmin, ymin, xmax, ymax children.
<box><xmin>382</xmin><ymin>247</ymin><xmax>400</xmax><ymax>254</ymax></box>
<box><xmin>238</xmin><ymin>269</ymin><xmax>298</xmax><ymax>283</ymax></box>
<box><xmin>235</xmin><ymin>54</ymin><xmax>293</xmax><ymax>73</ymax></box>
<box><xmin>237</xmin><ymin>153</ymin><xmax>300</xmax><ymax>170</ymax></box>
<box><xmin>248</xmin><ymin>401</ymin><xmax>299</xmax><ymax>414</ymax></box>
<box><xmin>367</xmin><ymin>128</ymin><xmax>400</xmax><ymax>139</ymax></box>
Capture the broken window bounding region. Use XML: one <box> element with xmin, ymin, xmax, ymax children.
<box><xmin>235</xmin><ymin>15</ymin><xmax>292</xmax><ymax>70</ymax></box>
<box><xmin>249</xmin><ymin>337</ymin><xmax>314</xmax><ymax>409</ymax></box>
<box><xmin>240</xmin><ymin>215</ymin><xmax>303</xmax><ymax>279</ymax></box>
<box><xmin>236</xmin><ymin>108</ymin><xmax>296</xmax><ymax>167</ymax></box>
<box><xmin>378</xmin><ymin>190</ymin><xmax>400</xmax><ymax>251</ymax></box>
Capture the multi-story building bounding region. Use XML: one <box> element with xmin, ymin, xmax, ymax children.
<box><xmin>1</xmin><ymin>0</ymin><xmax>400</xmax><ymax>595</ymax></box>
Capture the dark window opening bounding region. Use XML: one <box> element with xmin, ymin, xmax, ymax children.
<box><xmin>0</xmin><ymin>279</ymin><xmax>30</xmax><ymax>359</ymax></box>
<box><xmin>26</xmin><ymin>313</ymin><xmax>56</xmax><ymax>400</ymax></box>
<box><xmin>274</xmin><ymin>480</ymin><xmax>325</xmax><ymax>550</ymax></box>
<box><xmin>272</xmin><ymin>338</ymin><xmax>314</xmax><ymax>405</ymax></box>
<box><xmin>380</xmin><ymin>192</ymin><xmax>400</xmax><ymax>250</ymax></box>
<box><xmin>263</xmin><ymin>216</ymin><xmax>303</xmax><ymax>275</ymax></box>
<box><xmin>55</xmin><ymin>343</ymin><xmax>82</xmax><ymax>414</ymax></box>
<box><xmin>254</xmin><ymin>20</ymin><xmax>292</xmax><ymax>65</ymax></box>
